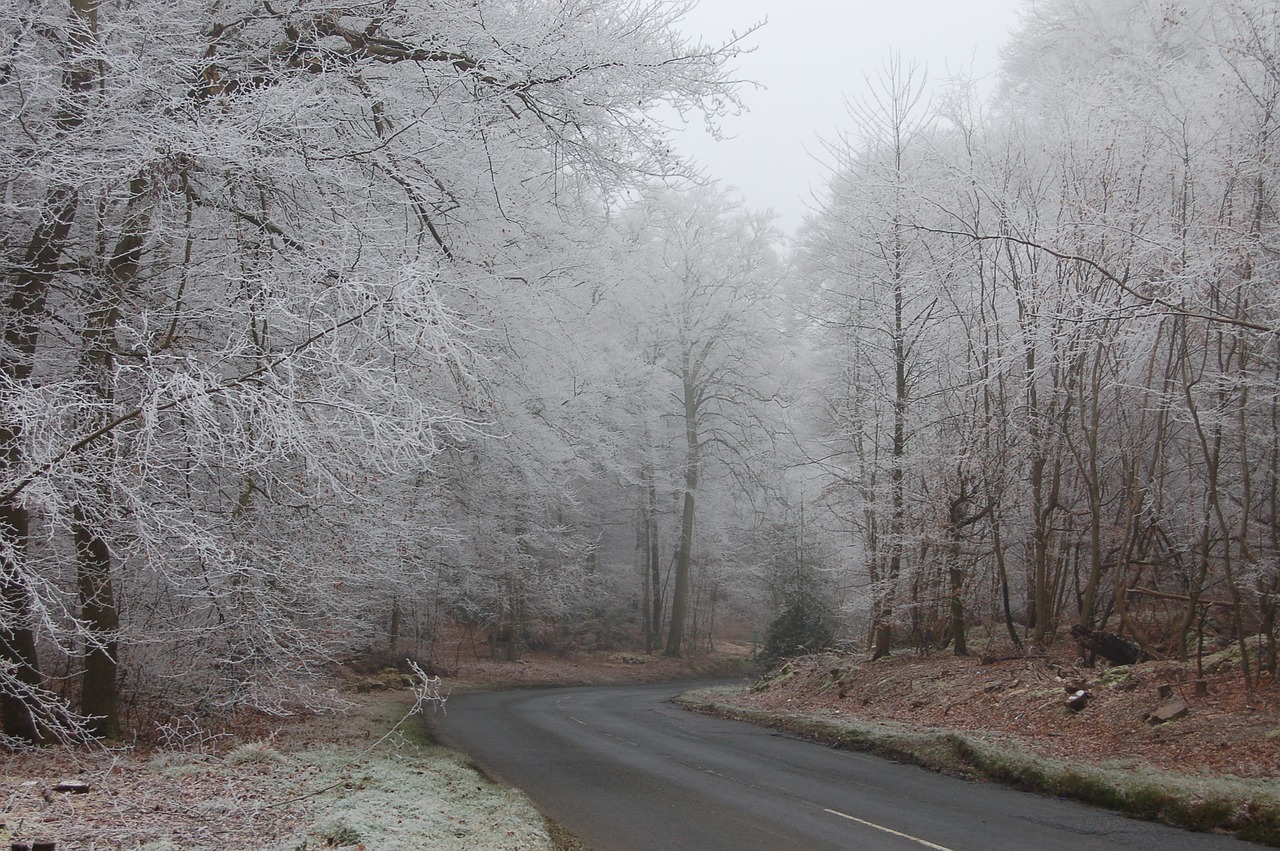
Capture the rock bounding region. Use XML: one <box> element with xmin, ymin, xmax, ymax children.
<box><xmin>52</xmin><ymin>781</ymin><xmax>89</xmax><ymax>794</ymax></box>
<box><xmin>1066</xmin><ymin>689</ymin><xmax>1090</xmax><ymax>711</ymax></box>
<box><xmin>1147</xmin><ymin>697</ymin><xmax>1190</xmax><ymax>725</ymax></box>
<box><xmin>1070</xmin><ymin>623</ymin><xmax>1148</xmax><ymax>665</ymax></box>
<box><xmin>354</xmin><ymin>668</ymin><xmax>415</xmax><ymax>692</ymax></box>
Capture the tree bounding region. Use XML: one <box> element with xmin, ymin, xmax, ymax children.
<box><xmin>758</xmin><ymin>586</ymin><xmax>835</xmax><ymax>670</ymax></box>
<box><xmin>610</xmin><ymin>186</ymin><xmax>786</xmax><ymax>657</ymax></box>
<box><xmin>800</xmin><ymin>58</ymin><xmax>943</xmax><ymax>659</ymax></box>
<box><xmin>0</xmin><ymin>0</ymin><xmax>749</xmax><ymax>739</ymax></box>
<box><xmin>796</xmin><ymin>0</ymin><xmax>1280</xmax><ymax>681</ymax></box>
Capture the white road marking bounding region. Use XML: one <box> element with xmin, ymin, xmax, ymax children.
<box><xmin>555</xmin><ymin>696</ymin><xmax>639</xmax><ymax>745</ymax></box>
<box><xmin>555</xmin><ymin>697</ymin><xmax>587</xmax><ymax>726</ymax></box>
<box><xmin>823</xmin><ymin>808</ymin><xmax>955</xmax><ymax>850</ymax></box>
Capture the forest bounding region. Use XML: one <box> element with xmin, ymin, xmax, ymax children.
<box><xmin>1</xmin><ymin>0</ymin><xmax>1277</xmax><ymax>744</ymax></box>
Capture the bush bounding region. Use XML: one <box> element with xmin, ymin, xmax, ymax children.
<box><xmin>759</xmin><ymin>590</ymin><xmax>835</xmax><ymax>668</ymax></box>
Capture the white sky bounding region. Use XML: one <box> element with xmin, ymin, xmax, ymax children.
<box><xmin>666</xmin><ymin>0</ymin><xmax>1026</xmax><ymax>235</ymax></box>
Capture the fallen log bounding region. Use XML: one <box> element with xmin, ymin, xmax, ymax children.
<box><xmin>1070</xmin><ymin>624</ymin><xmax>1149</xmax><ymax>666</ymax></box>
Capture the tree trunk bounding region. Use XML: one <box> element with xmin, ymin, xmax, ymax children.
<box><xmin>70</xmin><ymin>173</ymin><xmax>151</xmax><ymax>740</ymax></box>
<box><xmin>73</xmin><ymin>504</ymin><xmax>119</xmax><ymax>740</ymax></box>
<box><xmin>872</xmin><ymin>205</ymin><xmax>910</xmax><ymax>662</ymax></box>
<box><xmin>989</xmin><ymin>512</ymin><xmax>1023</xmax><ymax>650</ymax></box>
<box><xmin>664</xmin><ymin>490</ymin><xmax>694</xmax><ymax>657</ymax></box>
<box><xmin>0</xmin><ymin>0</ymin><xmax>104</xmax><ymax>744</ymax></box>
<box><xmin>948</xmin><ymin>561</ymin><xmax>967</xmax><ymax>657</ymax></box>
<box><xmin>641</xmin><ymin>467</ymin><xmax>662</xmax><ymax>654</ymax></box>
<box><xmin>1071</xmin><ymin>342</ymin><xmax>1109</xmax><ymax>630</ymax></box>
<box><xmin>871</xmin><ymin>619</ymin><xmax>892</xmax><ymax>660</ymax></box>
<box><xmin>0</xmin><ymin>521</ymin><xmax>44</xmax><ymax>743</ymax></box>
<box><xmin>665</xmin><ymin>358</ymin><xmax>701</xmax><ymax>658</ymax></box>
<box><xmin>388</xmin><ymin>600</ymin><xmax>402</xmax><ymax>654</ymax></box>
<box><xmin>0</xmin><ymin>180</ymin><xmax>82</xmax><ymax>742</ymax></box>
<box><xmin>649</xmin><ymin>524</ymin><xmax>663</xmax><ymax>651</ymax></box>
<box><xmin>0</xmin><ymin>184</ymin><xmax>80</xmax><ymax>747</ymax></box>
<box><xmin>640</xmin><ymin>518</ymin><xmax>653</xmax><ymax>653</ymax></box>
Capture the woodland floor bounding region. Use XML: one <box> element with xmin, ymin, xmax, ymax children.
<box><xmin>0</xmin><ymin>641</ymin><xmax>1275</xmax><ymax>849</ymax></box>
<box><xmin>0</xmin><ymin>649</ymin><xmax>749</xmax><ymax>851</ymax></box>
<box><xmin>728</xmin><ymin>641</ymin><xmax>1280</xmax><ymax>780</ymax></box>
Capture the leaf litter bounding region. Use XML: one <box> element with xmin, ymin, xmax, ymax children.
<box><xmin>0</xmin><ymin>692</ymin><xmax>554</xmax><ymax>851</ymax></box>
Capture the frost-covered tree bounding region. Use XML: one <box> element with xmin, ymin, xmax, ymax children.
<box><xmin>799</xmin><ymin>58</ymin><xmax>953</xmax><ymax>658</ymax></box>
<box><xmin>0</xmin><ymin>0</ymin><xmax>746</xmax><ymax>739</ymax></box>
<box><xmin>609</xmin><ymin>185</ymin><xmax>787</xmax><ymax>657</ymax></box>
<box><xmin>799</xmin><ymin>0</ymin><xmax>1280</xmax><ymax>677</ymax></box>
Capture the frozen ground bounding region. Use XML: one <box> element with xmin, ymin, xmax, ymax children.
<box><xmin>0</xmin><ymin>693</ymin><xmax>555</xmax><ymax>851</ymax></box>
<box><xmin>0</xmin><ymin>649</ymin><xmax>753</xmax><ymax>849</ymax></box>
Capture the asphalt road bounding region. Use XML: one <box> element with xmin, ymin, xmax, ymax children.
<box><xmin>428</xmin><ymin>680</ymin><xmax>1257</xmax><ymax>851</ymax></box>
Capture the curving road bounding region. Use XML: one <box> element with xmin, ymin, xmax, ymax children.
<box><xmin>428</xmin><ymin>681</ymin><xmax>1256</xmax><ymax>851</ymax></box>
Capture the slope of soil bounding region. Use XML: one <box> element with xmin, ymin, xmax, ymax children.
<box><xmin>439</xmin><ymin>646</ymin><xmax>755</xmax><ymax>691</ymax></box>
<box><xmin>682</xmin><ymin>645</ymin><xmax>1280</xmax><ymax>844</ymax></box>
<box><xmin>730</xmin><ymin>647</ymin><xmax>1279</xmax><ymax>778</ymax></box>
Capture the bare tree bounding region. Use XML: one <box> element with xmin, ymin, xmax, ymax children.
<box><xmin>0</xmin><ymin>0</ymin><xmax>749</xmax><ymax>737</ymax></box>
<box><xmin>611</xmin><ymin>186</ymin><xmax>785</xmax><ymax>657</ymax></box>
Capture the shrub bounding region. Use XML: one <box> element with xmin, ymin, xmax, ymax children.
<box><xmin>759</xmin><ymin>589</ymin><xmax>835</xmax><ymax>669</ymax></box>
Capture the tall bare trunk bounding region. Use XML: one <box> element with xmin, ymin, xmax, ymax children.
<box><xmin>0</xmin><ymin>195</ymin><xmax>70</xmax><ymax>738</ymax></box>
<box><xmin>0</xmin><ymin>173</ymin><xmax>79</xmax><ymax>747</ymax></box>
<box><xmin>0</xmin><ymin>0</ymin><xmax>103</xmax><ymax>743</ymax></box>
<box><xmin>72</xmin><ymin>173</ymin><xmax>151</xmax><ymax>739</ymax></box>
<box><xmin>665</xmin><ymin>491</ymin><xmax>694</xmax><ymax>656</ymax></box>
<box><xmin>665</xmin><ymin>361</ymin><xmax>699</xmax><ymax>657</ymax></box>
<box><xmin>73</xmin><ymin>504</ymin><xmax>118</xmax><ymax>738</ymax></box>
<box><xmin>872</xmin><ymin>209</ymin><xmax>909</xmax><ymax>661</ymax></box>
<box><xmin>641</xmin><ymin>466</ymin><xmax>662</xmax><ymax>654</ymax></box>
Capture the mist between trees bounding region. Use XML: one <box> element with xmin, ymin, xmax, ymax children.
<box><xmin>1</xmin><ymin>0</ymin><xmax>1277</xmax><ymax>745</ymax></box>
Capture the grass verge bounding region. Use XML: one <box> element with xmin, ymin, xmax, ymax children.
<box><xmin>270</xmin><ymin>698</ymin><xmax>557</xmax><ymax>851</ymax></box>
<box><xmin>1</xmin><ymin>692</ymin><xmax>559</xmax><ymax>851</ymax></box>
<box><xmin>676</xmin><ymin>686</ymin><xmax>1280</xmax><ymax>847</ymax></box>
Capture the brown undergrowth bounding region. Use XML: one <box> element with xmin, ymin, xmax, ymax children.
<box><xmin>679</xmin><ymin>645</ymin><xmax>1280</xmax><ymax>845</ymax></box>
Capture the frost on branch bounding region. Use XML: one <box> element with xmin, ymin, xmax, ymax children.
<box><xmin>407</xmin><ymin>660</ymin><xmax>449</xmax><ymax>716</ymax></box>
<box><xmin>0</xmin><ymin>0</ymin><xmax>748</xmax><ymax>742</ymax></box>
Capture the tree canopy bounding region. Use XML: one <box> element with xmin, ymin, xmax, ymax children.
<box><xmin>3</xmin><ymin>0</ymin><xmax>1279</xmax><ymax>744</ymax></box>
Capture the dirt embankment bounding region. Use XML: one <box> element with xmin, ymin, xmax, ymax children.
<box><xmin>435</xmin><ymin>647</ymin><xmax>756</xmax><ymax>691</ymax></box>
<box><xmin>681</xmin><ymin>644</ymin><xmax>1280</xmax><ymax>845</ymax></box>
<box><xmin>728</xmin><ymin>646</ymin><xmax>1279</xmax><ymax>779</ymax></box>
<box><xmin>727</xmin><ymin>644</ymin><xmax>1274</xmax><ymax>778</ymax></box>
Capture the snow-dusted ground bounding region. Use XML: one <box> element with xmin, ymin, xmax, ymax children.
<box><xmin>274</xmin><ymin>742</ymin><xmax>555</xmax><ymax>851</ymax></box>
<box><xmin>272</xmin><ymin>737</ymin><xmax>552</xmax><ymax>849</ymax></box>
<box><xmin>0</xmin><ymin>695</ymin><xmax>555</xmax><ymax>850</ymax></box>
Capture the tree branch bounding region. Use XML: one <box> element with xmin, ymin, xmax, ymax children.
<box><xmin>2</xmin><ymin>300</ymin><xmax>384</xmax><ymax>504</ymax></box>
<box><xmin>914</xmin><ymin>226</ymin><xmax>1272</xmax><ymax>334</ymax></box>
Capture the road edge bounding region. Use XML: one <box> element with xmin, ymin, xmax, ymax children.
<box><xmin>675</xmin><ymin>686</ymin><xmax>1280</xmax><ymax>848</ymax></box>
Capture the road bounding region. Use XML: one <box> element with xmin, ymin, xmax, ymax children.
<box><xmin>428</xmin><ymin>681</ymin><xmax>1256</xmax><ymax>851</ymax></box>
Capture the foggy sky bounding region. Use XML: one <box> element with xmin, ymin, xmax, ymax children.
<box><xmin>668</xmin><ymin>0</ymin><xmax>1025</xmax><ymax>235</ymax></box>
